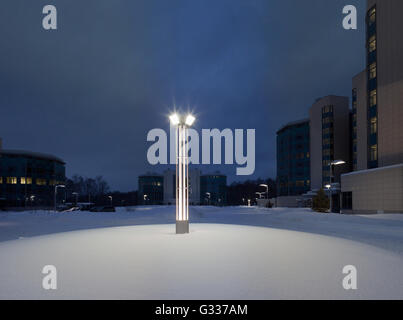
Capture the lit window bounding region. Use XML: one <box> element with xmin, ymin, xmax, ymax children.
<box><xmin>26</xmin><ymin>177</ymin><xmax>32</xmax><ymax>185</ymax></box>
<box><xmin>0</xmin><ymin>177</ymin><xmax>2</xmax><ymax>184</ymax></box>
<box><xmin>368</xmin><ymin>35</ymin><xmax>376</xmax><ymax>53</ymax></box>
<box><xmin>21</xmin><ymin>177</ymin><xmax>26</xmax><ymax>185</ymax></box>
<box><xmin>370</xmin><ymin>89</ymin><xmax>377</xmax><ymax>107</ymax></box>
<box><xmin>36</xmin><ymin>179</ymin><xmax>47</xmax><ymax>186</ymax></box>
<box><xmin>49</xmin><ymin>180</ymin><xmax>56</xmax><ymax>186</ymax></box>
<box><xmin>370</xmin><ymin>145</ymin><xmax>378</xmax><ymax>161</ymax></box>
<box><xmin>368</xmin><ymin>7</ymin><xmax>376</xmax><ymax>25</ymax></box>
<box><xmin>370</xmin><ymin>117</ymin><xmax>377</xmax><ymax>134</ymax></box>
<box><xmin>6</xmin><ymin>177</ymin><xmax>17</xmax><ymax>184</ymax></box>
<box><xmin>369</xmin><ymin>62</ymin><xmax>377</xmax><ymax>79</ymax></box>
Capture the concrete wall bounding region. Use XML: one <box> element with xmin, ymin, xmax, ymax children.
<box><xmin>368</xmin><ymin>0</ymin><xmax>403</xmax><ymax>167</ymax></box>
<box><xmin>276</xmin><ymin>196</ymin><xmax>300</xmax><ymax>208</ymax></box>
<box><xmin>341</xmin><ymin>164</ymin><xmax>403</xmax><ymax>214</ymax></box>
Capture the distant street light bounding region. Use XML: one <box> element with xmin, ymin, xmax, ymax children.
<box><xmin>255</xmin><ymin>192</ymin><xmax>264</xmax><ymax>199</ymax></box>
<box><xmin>170</xmin><ymin>113</ymin><xmax>196</xmax><ymax>234</ymax></box>
<box><xmin>108</xmin><ymin>195</ymin><xmax>113</xmax><ymax>206</ymax></box>
<box><xmin>259</xmin><ymin>184</ymin><xmax>269</xmax><ymax>199</ymax></box>
<box><xmin>327</xmin><ymin>160</ymin><xmax>346</xmax><ymax>212</ymax></box>
<box><xmin>54</xmin><ymin>185</ymin><xmax>65</xmax><ymax>212</ymax></box>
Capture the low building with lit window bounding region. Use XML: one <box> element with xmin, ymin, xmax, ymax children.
<box><xmin>200</xmin><ymin>173</ymin><xmax>227</xmax><ymax>206</ymax></box>
<box><xmin>138</xmin><ymin>173</ymin><xmax>164</xmax><ymax>205</ymax></box>
<box><xmin>0</xmin><ymin>144</ymin><xmax>66</xmax><ymax>207</ymax></box>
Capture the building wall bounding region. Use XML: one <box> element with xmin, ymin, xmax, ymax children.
<box><xmin>309</xmin><ymin>96</ymin><xmax>351</xmax><ymax>190</ymax></box>
<box><xmin>368</xmin><ymin>0</ymin><xmax>403</xmax><ymax>167</ymax></box>
<box><xmin>138</xmin><ymin>174</ymin><xmax>164</xmax><ymax>205</ymax></box>
<box><xmin>341</xmin><ymin>164</ymin><xmax>403</xmax><ymax>214</ymax></box>
<box><xmin>352</xmin><ymin>70</ymin><xmax>368</xmax><ymax>171</ymax></box>
<box><xmin>0</xmin><ymin>150</ymin><xmax>66</xmax><ymax>207</ymax></box>
<box><xmin>276</xmin><ymin>119</ymin><xmax>310</xmax><ymax>196</ymax></box>
<box><xmin>200</xmin><ymin>174</ymin><xmax>227</xmax><ymax>205</ymax></box>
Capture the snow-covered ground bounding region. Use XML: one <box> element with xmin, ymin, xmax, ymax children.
<box><xmin>1</xmin><ymin>206</ymin><xmax>403</xmax><ymax>299</ymax></box>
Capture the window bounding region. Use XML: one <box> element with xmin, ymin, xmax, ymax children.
<box><xmin>20</xmin><ymin>177</ymin><xmax>26</xmax><ymax>185</ymax></box>
<box><xmin>322</xmin><ymin>105</ymin><xmax>333</xmax><ymax>114</ymax></box>
<box><xmin>6</xmin><ymin>177</ymin><xmax>17</xmax><ymax>184</ymax></box>
<box><xmin>368</xmin><ymin>7</ymin><xmax>376</xmax><ymax>25</ymax></box>
<box><xmin>36</xmin><ymin>179</ymin><xmax>47</xmax><ymax>186</ymax></box>
<box><xmin>296</xmin><ymin>181</ymin><xmax>304</xmax><ymax>187</ymax></box>
<box><xmin>369</xmin><ymin>62</ymin><xmax>377</xmax><ymax>79</ymax></box>
<box><xmin>0</xmin><ymin>177</ymin><xmax>2</xmax><ymax>184</ymax></box>
<box><xmin>370</xmin><ymin>145</ymin><xmax>378</xmax><ymax>161</ymax></box>
<box><xmin>370</xmin><ymin>117</ymin><xmax>377</xmax><ymax>134</ymax></box>
<box><xmin>369</xmin><ymin>89</ymin><xmax>377</xmax><ymax>107</ymax></box>
<box><xmin>368</xmin><ymin>35</ymin><xmax>376</xmax><ymax>53</ymax></box>
<box><xmin>26</xmin><ymin>177</ymin><xmax>32</xmax><ymax>185</ymax></box>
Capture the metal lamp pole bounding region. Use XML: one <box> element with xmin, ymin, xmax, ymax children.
<box><xmin>327</xmin><ymin>160</ymin><xmax>346</xmax><ymax>213</ymax></box>
<box><xmin>54</xmin><ymin>185</ymin><xmax>65</xmax><ymax>212</ymax></box>
<box><xmin>170</xmin><ymin>113</ymin><xmax>195</xmax><ymax>234</ymax></box>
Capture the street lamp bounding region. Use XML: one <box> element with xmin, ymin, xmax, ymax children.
<box><xmin>255</xmin><ymin>192</ymin><xmax>264</xmax><ymax>199</ymax></box>
<box><xmin>327</xmin><ymin>160</ymin><xmax>346</xmax><ymax>212</ymax></box>
<box><xmin>54</xmin><ymin>185</ymin><xmax>65</xmax><ymax>212</ymax></box>
<box><xmin>170</xmin><ymin>113</ymin><xmax>196</xmax><ymax>234</ymax></box>
<box><xmin>205</xmin><ymin>192</ymin><xmax>211</xmax><ymax>205</ymax></box>
<box><xmin>108</xmin><ymin>195</ymin><xmax>113</xmax><ymax>206</ymax></box>
<box><xmin>259</xmin><ymin>184</ymin><xmax>269</xmax><ymax>199</ymax></box>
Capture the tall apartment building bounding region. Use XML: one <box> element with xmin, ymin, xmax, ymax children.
<box><xmin>276</xmin><ymin>119</ymin><xmax>310</xmax><ymax>197</ymax></box>
<box><xmin>309</xmin><ymin>95</ymin><xmax>351</xmax><ymax>191</ymax></box>
<box><xmin>341</xmin><ymin>0</ymin><xmax>403</xmax><ymax>213</ymax></box>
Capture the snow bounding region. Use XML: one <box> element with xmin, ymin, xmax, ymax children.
<box><xmin>1</xmin><ymin>206</ymin><xmax>403</xmax><ymax>299</ymax></box>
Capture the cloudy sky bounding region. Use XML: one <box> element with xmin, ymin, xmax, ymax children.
<box><xmin>0</xmin><ymin>0</ymin><xmax>366</xmax><ymax>191</ymax></box>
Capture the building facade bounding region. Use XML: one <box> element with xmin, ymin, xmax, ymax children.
<box><xmin>0</xmin><ymin>148</ymin><xmax>66</xmax><ymax>207</ymax></box>
<box><xmin>309</xmin><ymin>95</ymin><xmax>351</xmax><ymax>191</ymax></box>
<box><xmin>138</xmin><ymin>173</ymin><xmax>164</xmax><ymax>205</ymax></box>
<box><xmin>200</xmin><ymin>173</ymin><xmax>227</xmax><ymax>206</ymax></box>
<box><xmin>341</xmin><ymin>0</ymin><xmax>403</xmax><ymax>214</ymax></box>
<box><xmin>276</xmin><ymin>119</ymin><xmax>310</xmax><ymax>197</ymax></box>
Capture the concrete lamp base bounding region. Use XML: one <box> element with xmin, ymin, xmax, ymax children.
<box><xmin>176</xmin><ymin>220</ymin><xmax>189</xmax><ymax>234</ymax></box>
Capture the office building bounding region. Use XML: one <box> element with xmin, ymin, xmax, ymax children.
<box><xmin>341</xmin><ymin>0</ymin><xmax>403</xmax><ymax>213</ymax></box>
<box><xmin>276</xmin><ymin>119</ymin><xmax>310</xmax><ymax>197</ymax></box>
<box><xmin>309</xmin><ymin>95</ymin><xmax>351</xmax><ymax>192</ymax></box>
<box><xmin>200</xmin><ymin>173</ymin><xmax>227</xmax><ymax>206</ymax></box>
<box><xmin>138</xmin><ymin>173</ymin><xmax>163</xmax><ymax>205</ymax></box>
<box><xmin>0</xmin><ymin>139</ymin><xmax>66</xmax><ymax>207</ymax></box>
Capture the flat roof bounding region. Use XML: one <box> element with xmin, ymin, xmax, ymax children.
<box><xmin>0</xmin><ymin>149</ymin><xmax>65</xmax><ymax>164</ymax></box>
<box><xmin>342</xmin><ymin>163</ymin><xmax>403</xmax><ymax>177</ymax></box>
<box><xmin>276</xmin><ymin>118</ymin><xmax>309</xmax><ymax>134</ymax></box>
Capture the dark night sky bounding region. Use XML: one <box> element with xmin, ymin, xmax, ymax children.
<box><xmin>0</xmin><ymin>0</ymin><xmax>366</xmax><ymax>191</ymax></box>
